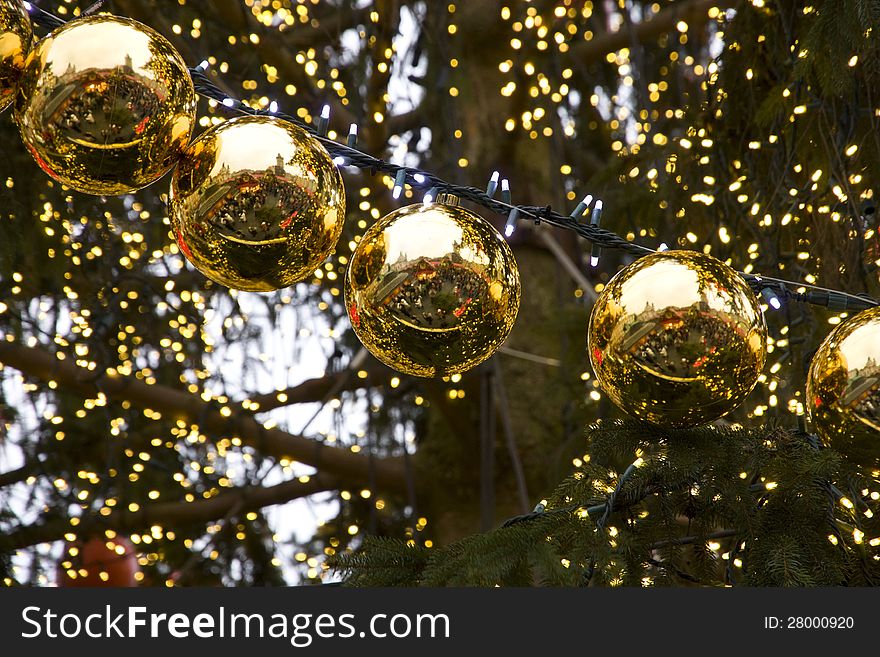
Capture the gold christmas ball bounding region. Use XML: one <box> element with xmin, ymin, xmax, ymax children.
<box><xmin>345</xmin><ymin>199</ymin><xmax>520</xmax><ymax>377</ymax></box>
<box><xmin>170</xmin><ymin>115</ymin><xmax>346</xmax><ymax>292</ymax></box>
<box><xmin>806</xmin><ymin>306</ymin><xmax>880</xmax><ymax>469</ymax></box>
<box><xmin>0</xmin><ymin>0</ymin><xmax>31</xmax><ymax>112</ymax></box>
<box><xmin>14</xmin><ymin>14</ymin><xmax>195</xmax><ymax>195</ymax></box>
<box><xmin>588</xmin><ymin>250</ymin><xmax>767</xmax><ymax>427</ymax></box>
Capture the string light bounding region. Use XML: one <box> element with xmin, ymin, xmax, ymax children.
<box><xmin>391</xmin><ymin>169</ymin><xmax>407</xmax><ymax>200</ymax></box>
<box><xmin>486</xmin><ymin>171</ymin><xmax>500</xmax><ymax>198</ymax></box>
<box><xmin>7</xmin><ymin>0</ymin><xmax>880</xmax><ymax>588</ymax></box>
<box><xmin>505</xmin><ymin>207</ymin><xmax>520</xmax><ymax>237</ymax></box>
<box><xmin>589</xmin><ymin>200</ymin><xmax>603</xmax><ymax>267</ymax></box>
<box><xmin>183</xmin><ymin>65</ymin><xmax>877</xmax><ymax>312</ymax></box>
<box><xmin>760</xmin><ymin>286</ymin><xmax>783</xmax><ymax>310</ymax></box>
<box><xmin>570</xmin><ymin>194</ymin><xmax>593</xmax><ymax>219</ymax></box>
<box><xmin>316</xmin><ymin>104</ymin><xmax>330</xmax><ymax>136</ymax></box>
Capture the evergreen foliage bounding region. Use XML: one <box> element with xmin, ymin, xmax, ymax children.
<box><xmin>332</xmin><ymin>420</ymin><xmax>880</xmax><ymax>586</ymax></box>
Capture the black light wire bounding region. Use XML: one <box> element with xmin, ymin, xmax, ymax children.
<box><xmin>22</xmin><ymin>3</ymin><xmax>879</xmax><ymax>313</ymax></box>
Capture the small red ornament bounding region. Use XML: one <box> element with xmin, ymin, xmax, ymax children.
<box><xmin>57</xmin><ymin>536</ymin><xmax>139</xmax><ymax>587</ymax></box>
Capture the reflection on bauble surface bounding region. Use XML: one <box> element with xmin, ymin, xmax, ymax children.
<box><xmin>345</xmin><ymin>202</ymin><xmax>520</xmax><ymax>377</ymax></box>
<box><xmin>588</xmin><ymin>250</ymin><xmax>767</xmax><ymax>427</ymax></box>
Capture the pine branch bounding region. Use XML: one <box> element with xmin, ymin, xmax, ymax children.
<box><xmin>648</xmin><ymin>529</ymin><xmax>738</xmax><ymax>550</ymax></box>
<box><xmin>330</xmin><ymin>536</ymin><xmax>432</xmax><ymax>587</ymax></box>
<box><xmin>332</xmin><ymin>419</ymin><xmax>880</xmax><ymax>587</ymax></box>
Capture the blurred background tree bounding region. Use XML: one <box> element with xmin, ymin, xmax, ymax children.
<box><xmin>1</xmin><ymin>0</ymin><xmax>878</xmax><ymax>586</ymax></box>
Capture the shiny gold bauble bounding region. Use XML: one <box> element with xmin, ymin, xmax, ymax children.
<box><xmin>14</xmin><ymin>15</ymin><xmax>195</xmax><ymax>195</ymax></box>
<box><xmin>170</xmin><ymin>115</ymin><xmax>346</xmax><ymax>292</ymax></box>
<box><xmin>806</xmin><ymin>306</ymin><xmax>880</xmax><ymax>469</ymax></box>
<box><xmin>588</xmin><ymin>250</ymin><xmax>767</xmax><ymax>427</ymax></box>
<box><xmin>0</xmin><ymin>0</ymin><xmax>31</xmax><ymax>111</ymax></box>
<box><xmin>345</xmin><ymin>199</ymin><xmax>520</xmax><ymax>377</ymax></box>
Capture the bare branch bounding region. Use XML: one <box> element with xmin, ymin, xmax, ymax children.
<box><xmin>0</xmin><ymin>475</ymin><xmax>338</xmax><ymax>551</ymax></box>
<box><xmin>0</xmin><ymin>342</ymin><xmax>408</xmax><ymax>493</ymax></box>
<box><xmin>0</xmin><ymin>464</ymin><xmax>33</xmax><ymax>488</ymax></box>
<box><xmin>248</xmin><ymin>356</ymin><xmax>392</xmax><ymax>412</ymax></box>
<box><xmin>386</xmin><ymin>107</ymin><xmax>425</xmax><ymax>137</ymax></box>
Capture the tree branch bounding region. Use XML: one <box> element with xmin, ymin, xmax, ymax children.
<box><xmin>247</xmin><ymin>356</ymin><xmax>392</xmax><ymax>412</ymax></box>
<box><xmin>207</xmin><ymin>0</ymin><xmax>362</xmax><ymax>129</ymax></box>
<box><xmin>386</xmin><ymin>107</ymin><xmax>425</xmax><ymax>136</ymax></box>
<box><xmin>0</xmin><ymin>464</ymin><xmax>33</xmax><ymax>488</ymax></box>
<box><xmin>649</xmin><ymin>528</ymin><xmax>738</xmax><ymax>551</ymax></box>
<box><xmin>279</xmin><ymin>4</ymin><xmax>373</xmax><ymax>49</ymax></box>
<box><xmin>0</xmin><ymin>342</ymin><xmax>408</xmax><ymax>493</ymax></box>
<box><xmin>0</xmin><ymin>475</ymin><xmax>338</xmax><ymax>551</ymax></box>
<box><xmin>565</xmin><ymin>0</ymin><xmax>737</xmax><ymax>65</ymax></box>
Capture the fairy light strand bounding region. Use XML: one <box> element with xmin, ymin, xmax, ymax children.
<box><xmin>23</xmin><ymin>3</ymin><xmax>879</xmax><ymax>313</ymax></box>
